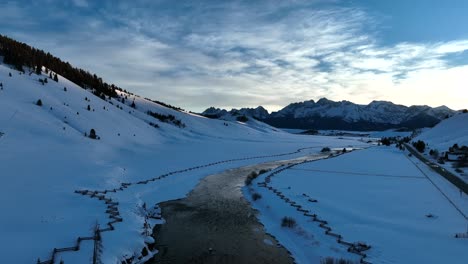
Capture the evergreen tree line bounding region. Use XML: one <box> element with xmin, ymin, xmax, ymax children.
<box><xmin>0</xmin><ymin>34</ymin><xmax>119</xmax><ymax>97</ymax></box>
<box><xmin>146</xmin><ymin>111</ymin><xmax>185</xmax><ymax>128</ymax></box>
<box><xmin>144</xmin><ymin>97</ymin><xmax>184</xmax><ymax>112</ymax></box>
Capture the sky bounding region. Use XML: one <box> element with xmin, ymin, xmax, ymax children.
<box><xmin>1</xmin><ymin>0</ymin><xmax>467</xmax><ymax>112</ymax></box>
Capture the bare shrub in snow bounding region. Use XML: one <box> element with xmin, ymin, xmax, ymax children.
<box><xmin>245</xmin><ymin>171</ymin><xmax>259</xmax><ymax>185</ymax></box>
<box><xmin>252</xmin><ymin>193</ymin><xmax>262</xmax><ymax>201</ymax></box>
<box><xmin>321</xmin><ymin>147</ymin><xmax>331</xmax><ymax>152</ymax></box>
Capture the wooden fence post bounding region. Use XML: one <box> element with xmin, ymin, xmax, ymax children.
<box><xmin>93</xmin><ymin>224</ymin><xmax>102</xmax><ymax>264</ymax></box>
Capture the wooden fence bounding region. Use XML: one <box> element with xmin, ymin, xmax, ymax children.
<box><xmin>255</xmin><ymin>154</ymin><xmax>373</xmax><ymax>264</ymax></box>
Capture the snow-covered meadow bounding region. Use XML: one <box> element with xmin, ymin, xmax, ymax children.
<box><xmin>281</xmin><ymin>128</ymin><xmax>414</xmax><ymax>139</ymax></box>
<box><xmin>246</xmin><ymin>147</ymin><xmax>468</xmax><ymax>264</ymax></box>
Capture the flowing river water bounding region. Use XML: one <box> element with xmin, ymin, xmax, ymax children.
<box><xmin>148</xmin><ymin>154</ymin><xmax>329</xmax><ymax>264</ymax></box>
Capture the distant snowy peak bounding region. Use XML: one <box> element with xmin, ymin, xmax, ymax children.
<box><xmin>202</xmin><ymin>106</ymin><xmax>269</xmax><ymax>119</ymax></box>
<box><xmin>203</xmin><ymin>98</ymin><xmax>456</xmax><ymax>130</ymax></box>
<box><xmin>231</xmin><ymin>106</ymin><xmax>269</xmax><ymax>119</ymax></box>
<box><xmin>269</xmin><ymin>98</ymin><xmax>455</xmax><ymax>124</ymax></box>
<box><xmin>425</xmin><ymin>105</ymin><xmax>456</xmax><ymax>119</ymax></box>
<box><xmin>202</xmin><ymin>107</ymin><xmax>228</xmax><ymax>117</ymax></box>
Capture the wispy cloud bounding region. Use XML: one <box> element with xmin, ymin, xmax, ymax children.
<box><xmin>1</xmin><ymin>0</ymin><xmax>467</xmax><ymax>111</ymax></box>
<box><xmin>71</xmin><ymin>0</ymin><xmax>89</xmax><ymax>8</ymax></box>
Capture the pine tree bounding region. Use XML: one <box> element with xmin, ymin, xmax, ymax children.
<box><xmin>36</xmin><ymin>99</ymin><xmax>42</xmax><ymax>106</ymax></box>
<box><xmin>89</xmin><ymin>129</ymin><xmax>97</xmax><ymax>139</ymax></box>
<box><xmin>53</xmin><ymin>73</ymin><xmax>58</xmax><ymax>82</ymax></box>
<box><xmin>236</xmin><ymin>115</ymin><xmax>248</xmax><ymax>122</ymax></box>
<box><xmin>87</xmin><ymin>105</ymin><xmax>91</xmax><ymax>111</ymax></box>
<box><xmin>35</xmin><ymin>65</ymin><xmax>41</xmax><ymax>75</ymax></box>
<box><xmin>131</xmin><ymin>101</ymin><xmax>136</xmax><ymax>108</ymax></box>
<box><xmin>381</xmin><ymin>137</ymin><xmax>391</xmax><ymax>146</ymax></box>
<box><xmin>412</xmin><ymin>140</ymin><xmax>426</xmax><ymax>153</ymax></box>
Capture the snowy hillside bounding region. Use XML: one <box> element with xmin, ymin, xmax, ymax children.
<box><xmin>416</xmin><ymin>113</ymin><xmax>468</xmax><ymax>150</ymax></box>
<box><xmin>0</xmin><ymin>62</ymin><xmax>370</xmax><ymax>264</ymax></box>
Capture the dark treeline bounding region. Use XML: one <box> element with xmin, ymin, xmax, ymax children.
<box><xmin>0</xmin><ymin>34</ymin><xmax>119</xmax><ymax>97</ymax></box>
<box><xmin>144</xmin><ymin>97</ymin><xmax>184</xmax><ymax>112</ymax></box>
<box><xmin>147</xmin><ymin>110</ymin><xmax>185</xmax><ymax>128</ymax></box>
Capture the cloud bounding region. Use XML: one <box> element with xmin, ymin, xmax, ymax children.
<box><xmin>1</xmin><ymin>0</ymin><xmax>467</xmax><ymax>111</ymax></box>
<box><xmin>71</xmin><ymin>0</ymin><xmax>88</xmax><ymax>8</ymax></box>
<box><xmin>433</xmin><ymin>40</ymin><xmax>468</xmax><ymax>54</ymax></box>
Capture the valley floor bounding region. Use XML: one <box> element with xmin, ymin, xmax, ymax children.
<box><xmin>0</xmin><ymin>62</ymin><xmax>370</xmax><ymax>263</ymax></box>
<box><xmin>1</xmin><ymin>63</ymin><xmax>466</xmax><ymax>264</ymax></box>
<box><xmin>247</xmin><ymin>147</ymin><xmax>468</xmax><ymax>264</ymax></box>
<box><xmin>2</xmin><ymin>137</ymin><xmax>467</xmax><ymax>264</ymax></box>
<box><xmin>0</xmin><ymin>135</ymin><xmax>367</xmax><ymax>264</ymax></box>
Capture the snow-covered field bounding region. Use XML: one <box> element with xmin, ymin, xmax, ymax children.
<box><xmin>246</xmin><ymin>147</ymin><xmax>468</xmax><ymax>264</ymax></box>
<box><xmin>281</xmin><ymin>128</ymin><xmax>414</xmax><ymax>139</ymax></box>
<box><xmin>0</xmin><ymin>63</ymin><xmax>370</xmax><ymax>263</ymax></box>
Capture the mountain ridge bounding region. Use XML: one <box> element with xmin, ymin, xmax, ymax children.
<box><xmin>202</xmin><ymin>98</ymin><xmax>456</xmax><ymax>130</ymax></box>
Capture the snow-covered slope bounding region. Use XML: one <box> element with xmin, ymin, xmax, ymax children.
<box><xmin>416</xmin><ymin>113</ymin><xmax>468</xmax><ymax>150</ymax></box>
<box><xmin>0</xmin><ymin>62</ymin><xmax>369</xmax><ymax>264</ymax></box>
